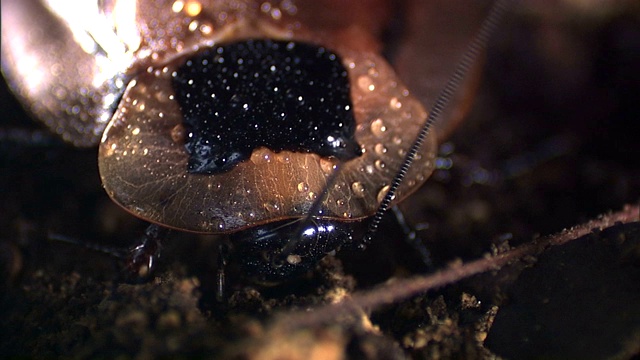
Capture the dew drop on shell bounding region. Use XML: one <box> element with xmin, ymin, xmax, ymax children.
<box><xmin>171</xmin><ymin>124</ymin><xmax>185</xmax><ymax>143</ymax></box>
<box><xmin>377</xmin><ymin>185</ymin><xmax>391</xmax><ymax>204</ymax></box>
<box><xmin>351</xmin><ymin>181</ymin><xmax>365</xmax><ymax>198</ymax></box>
<box><xmin>370</xmin><ymin>118</ymin><xmax>386</xmax><ymax>138</ymax></box>
<box><xmin>374</xmin><ymin>143</ymin><xmax>387</xmax><ymax>155</ymax></box>
<box><xmin>297</xmin><ymin>182</ymin><xmax>309</xmax><ymax>192</ymax></box>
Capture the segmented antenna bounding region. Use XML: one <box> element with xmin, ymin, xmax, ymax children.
<box><xmin>362</xmin><ymin>0</ymin><xmax>512</xmax><ymax>246</ymax></box>
<box><xmin>48</xmin><ymin>232</ymin><xmax>128</xmax><ymax>259</ymax></box>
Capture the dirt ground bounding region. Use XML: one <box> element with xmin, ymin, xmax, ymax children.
<box><xmin>1</xmin><ymin>1</ymin><xmax>640</xmax><ymax>359</ymax></box>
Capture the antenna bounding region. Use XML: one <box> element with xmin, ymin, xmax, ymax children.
<box><xmin>362</xmin><ymin>0</ymin><xmax>512</xmax><ymax>246</ymax></box>
<box><xmin>274</xmin><ymin>163</ymin><xmax>345</xmax><ymax>263</ymax></box>
<box><xmin>273</xmin><ymin>0</ymin><xmax>512</xmax><ymax>264</ymax></box>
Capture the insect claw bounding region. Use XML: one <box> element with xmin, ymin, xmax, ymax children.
<box><xmin>123</xmin><ymin>224</ymin><xmax>167</xmax><ymax>282</ymax></box>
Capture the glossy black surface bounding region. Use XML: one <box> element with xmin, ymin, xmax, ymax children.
<box><xmin>173</xmin><ymin>39</ymin><xmax>362</xmax><ymax>174</ymax></box>
<box><xmin>229</xmin><ymin>218</ymin><xmax>355</xmax><ymax>284</ymax></box>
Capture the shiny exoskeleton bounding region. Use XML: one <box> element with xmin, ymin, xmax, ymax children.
<box><xmin>1</xmin><ymin>0</ymin><xmax>497</xmax><ymax>284</ymax></box>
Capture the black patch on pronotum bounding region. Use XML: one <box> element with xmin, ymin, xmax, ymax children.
<box><xmin>172</xmin><ymin>39</ymin><xmax>362</xmax><ymax>175</ymax></box>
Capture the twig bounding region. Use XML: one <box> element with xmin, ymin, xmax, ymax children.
<box><xmin>276</xmin><ymin>204</ymin><xmax>639</xmax><ymax>330</ymax></box>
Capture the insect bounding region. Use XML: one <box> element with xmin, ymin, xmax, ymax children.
<box><xmin>1</xmin><ymin>0</ymin><xmax>501</xmax><ymax>285</ymax></box>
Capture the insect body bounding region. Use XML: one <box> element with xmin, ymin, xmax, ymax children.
<box><xmin>1</xmin><ymin>0</ymin><xmax>485</xmax><ymax>283</ymax></box>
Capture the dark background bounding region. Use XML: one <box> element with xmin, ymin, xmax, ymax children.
<box><xmin>1</xmin><ymin>1</ymin><xmax>639</xmax><ymax>358</ymax></box>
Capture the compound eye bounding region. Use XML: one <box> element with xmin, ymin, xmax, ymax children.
<box><xmin>98</xmin><ymin>38</ymin><xmax>437</xmax><ymax>234</ymax></box>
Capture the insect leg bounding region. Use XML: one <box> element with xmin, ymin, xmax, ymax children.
<box><xmin>390</xmin><ymin>206</ymin><xmax>433</xmax><ymax>269</ymax></box>
<box><xmin>124</xmin><ymin>224</ymin><xmax>169</xmax><ymax>282</ymax></box>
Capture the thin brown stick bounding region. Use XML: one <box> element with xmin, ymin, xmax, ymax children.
<box><xmin>276</xmin><ymin>204</ymin><xmax>639</xmax><ymax>330</ymax></box>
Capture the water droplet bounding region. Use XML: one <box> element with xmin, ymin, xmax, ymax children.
<box><xmin>251</xmin><ymin>148</ymin><xmax>272</xmax><ymax>164</ymax></box>
<box><xmin>377</xmin><ymin>185</ymin><xmax>390</xmax><ymax>203</ymax></box>
<box><xmin>275</xmin><ymin>153</ymin><xmax>291</xmax><ymax>163</ymax></box>
<box><xmin>263</xmin><ymin>201</ymin><xmax>280</xmax><ymax>212</ymax></box>
<box><xmin>320</xmin><ymin>158</ymin><xmax>337</xmax><ymax>174</ymax></box>
<box><xmin>370</xmin><ymin>118</ymin><xmax>386</xmax><ymax>138</ymax></box>
<box><xmin>375</xmin><ymin>159</ymin><xmax>386</xmax><ymax>171</ymax></box>
<box><xmin>206</xmin><ymin>217</ymin><xmax>225</xmax><ymax>231</ymax></box>
<box><xmin>131</xmin><ymin>127</ymin><xmax>141</xmax><ymax>136</ymax></box>
<box><xmin>307</xmin><ymin>192</ymin><xmax>316</xmax><ymax>200</ymax></box>
<box><xmin>172</xmin><ymin>1</ymin><xmax>184</xmax><ymax>12</ymax></box>
<box><xmin>206</xmin><ymin>182</ymin><xmax>221</xmax><ymax>191</ymax></box>
<box><xmin>185</xmin><ymin>1</ymin><xmax>202</xmax><ymax>16</ymax></box>
<box><xmin>297</xmin><ymin>182</ymin><xmax>309</xmax><ymax>192</ymax></box>
<box><xmin>335</xmin><ymin>199</ymin><xmax>345</xmax><ymax>207</ymax></box>
<box><xmin>200</xmin><ymin>23</ymin><xmax>213</xmax><ymax>35</ymax></box>
<box><xmin>171</xmin><ymin>124</ymin><xmax>185</xmax><ymax>143</ymax></box>
<box><xmin>189</xmin><ymin>20</ymin><xmax>199</xmax><ymax>32</ymax></box>
<box><xmin>286</xmin><ymin>254</ymin><xmax>301</xmax><ymax>265</ymax></box>
<box><xmin>351</xmin><ymin>182</ymin><xmax>366</xmax><ymax>198</ymax></box>
<box><xmin>270</xmin><ymin>7</ymin><xmax>282</xmax><ymax>20</ymax></box>
<box><xmin>357</xmin><ymin>75</ymin><xmax>374</xmax><ymax>92</ymax></box>
<box><xmin>390</xmin><ymin>97</ymin><xmax>402</xmax><ymax>109</ymax></box>
<box><xmin>374</xmin><ymin>143</ymin><xmax>387</xmax><ymax>155</ymax></box>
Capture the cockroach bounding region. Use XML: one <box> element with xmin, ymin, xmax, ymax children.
<box><xmin>1</xmin><ymin>0</ymin><xmax>507</xmax><ymax>286</ymax></box>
